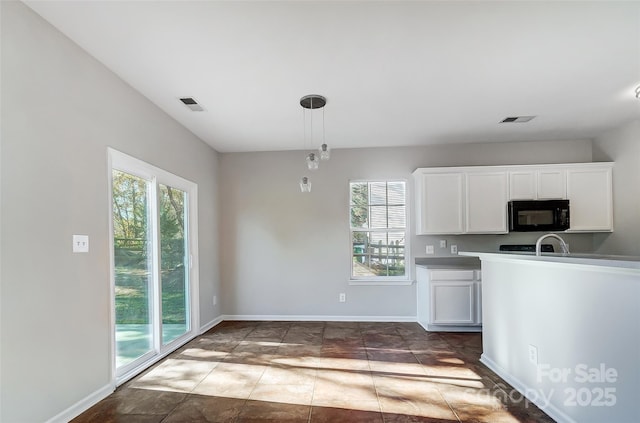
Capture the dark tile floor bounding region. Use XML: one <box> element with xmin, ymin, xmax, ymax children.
<box><xmin>72</xmin><ymin>321</ymin><xmax>555</xmax><ymax>422</ymax></box>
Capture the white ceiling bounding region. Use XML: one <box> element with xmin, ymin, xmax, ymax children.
<box><xmin>25</xmin><ymin>0</ymin><xmax>640</xmax><ymax>153</ymax></box>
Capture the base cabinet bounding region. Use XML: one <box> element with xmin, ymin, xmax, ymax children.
<box><xmin>417</xmin><ymin>266</ymin><xmax>482</xmax><ymax>332</ymax></box>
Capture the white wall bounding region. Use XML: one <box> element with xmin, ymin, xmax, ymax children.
<box><xmin>0</xmin><ymin>2</ymin><xmax>220</xmax><ymax>422</ymax></box>
<box><xmin>592</xmin><ymin>119</ymin><xmax>640</xmax><ymax>255</ymax></box>
<box><xmin>480</xmin><ymin>256</ymin><xmax>640</xmax><ymax>423</ymax></box>
<box><xmin>219</xmin><ymin>139</ymin><xmax>594</xmax><ymax>318</ymax></box>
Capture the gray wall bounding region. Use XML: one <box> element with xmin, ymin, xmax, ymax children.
<box><xmin>592</xmin><ymin>119</ymin><xmax>640</xmax><ymax>255</ymax></box>
<box><xmin>219</xmin><ymin>139</ymin><xmax>594</xmax><ymax>318</ymax></box>
<box><xmin>1</xmin><ymin>2</ymin><xmax>220</xmax><ymax>422</ymax></box>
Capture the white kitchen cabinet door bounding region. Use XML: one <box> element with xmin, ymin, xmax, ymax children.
<box><xmin>466</xmin><ymin>172</ymin><xmax>508</xmax><ymax>233</ymax></box>
<box><xmin>537</xmin><ymin>169</ymin><xmax>566</xmax><ymax>199</ymax></box>
<box><xmin>430</xmin><ymin>281</ymin><xmax>475</xmax><ymax>325</ymax></box>
<box><xmin>566</xmin><ymin>166</ymin><xmax>613</xmax><ymax>232</ymax></box>
<box><xmin>510</xmin><ymin>167</ymin><xmax>566</xmax><ymax>200</ymax></box>
<box><xmin>416</xmin><ymin>172</ymin><xmax>464</xmax><ymax>234</ymax></box>
<box><xmin>509</xmin><ymin>171</ymin><xmax>536</xmax><ymax>200</ymax></box>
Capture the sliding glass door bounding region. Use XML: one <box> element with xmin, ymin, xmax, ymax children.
<box><xmin>110</xmin><ymin>150</ymin><xmax>198</xmax><ymax>382</ymax></box>
<box><xmin>112</xmin><ymin>170</ymin><xmax>154</xmax><ymax>369</ymax></box>
<box><xmin>159</xmin><ymin>184</ymin><xmax>190</xmax><ymax>345</ymax></box>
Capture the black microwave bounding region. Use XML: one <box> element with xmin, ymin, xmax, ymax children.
<box><xmin>508</xmin><ymin>200</ymin><xmax>570</xmax><ymax>232</ymax></box>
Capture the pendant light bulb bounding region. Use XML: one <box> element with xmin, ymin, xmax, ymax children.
<box><xmin>306</xmin><ymin>152</ymin><xmax>319</xmax><ymax>170</ymax></box>
<box><xmin>300</xmin><ymin>176</ymin><xmax>311</xmax><ymax>192</ymax></box>
<box><xmin>319</xmin><ymin>143</ymin><xmax>330</xmax><ymax>161</ymax></box>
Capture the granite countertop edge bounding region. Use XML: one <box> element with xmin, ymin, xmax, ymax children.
<box><xmin>415</xmin><ymin>256</ymin><xmax>481</xmax><ymax>268</ymax></box>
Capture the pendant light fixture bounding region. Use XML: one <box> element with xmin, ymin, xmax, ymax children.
<box><xmin>301</xmin><ymin>94</ymin><xmax>328</xmax><ymax>169</ymax></box>
<box><xmin>306</xmin><ymin>152</ymin><xmax>319</xmax><ymax>170</ymax></box>
<box><xmin>299</xmin><ymin>176</ymin><xmax>311</xmax><ymax>192</ymax></box>
<box><xmin>319</xmin><ymin>143</ymin><xmax>330</xmax><ymax>161</ymax></box>
<box><xmin>299</xmin><ymin>94</ymin><xmax>329</xmax><ymax>192</ymax></box>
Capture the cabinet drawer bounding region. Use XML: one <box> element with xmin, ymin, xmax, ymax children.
<box><xmin>430</xmin><ymin>270</ymin><xmax>475</xmax><ymax>281</ymax></box>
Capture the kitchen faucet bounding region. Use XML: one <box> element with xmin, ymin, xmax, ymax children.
<box><xmin>536</xmin><ymin>233</ymin><xmax>570</xmax><ymax>256</ymax></box>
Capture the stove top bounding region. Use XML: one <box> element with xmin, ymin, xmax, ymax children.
<box><xmin>499</xmin><ymin>244</ymin><xmax>555</xmax><ymax>253</ymax></box>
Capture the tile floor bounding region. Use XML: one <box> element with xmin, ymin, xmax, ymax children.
<box><xmin>72</xmin><ymin>321</ymin><xmax>555</xmax><ymax>422</ymax></box>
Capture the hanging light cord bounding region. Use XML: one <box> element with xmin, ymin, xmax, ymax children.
<box><xmin>310</xmin><ymin>96</ymin><xmax>313</xmax><ymax>150</ymax></box>
<box><xmin>302</xmin><ymin>105</ymin><xmax>306</xmax><ymax>150</ymax></box>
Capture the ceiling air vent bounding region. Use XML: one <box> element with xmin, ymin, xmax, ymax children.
<box><xmin>179</xmin><ymin>97</ymin><xmax>204</xmax><ymax>112</ymax></box>
<box><xmin>500</xmin><ymin>116</ymin><xmax>536</xmax><ymax>123</ymax></box>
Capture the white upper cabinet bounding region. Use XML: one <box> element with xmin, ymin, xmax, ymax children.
<box><xmin>537</xmin><ymin>169</ymin><xmax>566</xmax><ymax>199</ymax></box>
<box><xmin>509</xmin><ymin>168</ymin><xmax>565</xmax><ymax>200</ymax></box>
<box><xmin>413</xmin><ymin>169</ymin><xmax>507</xmax><ymax>235</ymax></box>
<box><xmin>509</xmin><ymin>171</ymin><xmax>536</xmax><ymax>200</ymax></box>
<box><xmin>466</xmin><ymin>172</ymin><xmax>508</xmax><ymax>233</ymax></box>
<box><xmin>415</xmin><ymin>172</ymin><xmax>464</xmax><ymax>235</ymax></box>
<box><xmin>414</xmin><ymin>162</ymin><xmax>613</xmax><ymax>235</ymax></box>
<box><xmin>566</xmin><ymin>164</ymin><xmax>613</xmax><ymax>232</ymax></box>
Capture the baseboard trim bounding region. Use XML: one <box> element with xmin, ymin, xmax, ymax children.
<box><xmin>221</xmin><ymin>314</ymin><xmax>417</xmax><ymax>322</ymax></box>
<box><xmin>45</xmin><ymin>382</ymin><xmax>114</xmax><ymax>423</ymax></box>
<box><xmin>480</xmin><ymin>354</ymin><xmax>574</xmax><ymax>423</ymax></box>
<box><xmin>425</xmin><ymin>324</ymin><xmax>482</xmax><ymax>332</ymax></box>
<box><xmin>200</xmin><ymin>315</ymin><xmax>224</xmax><ymax>334</ymax></box>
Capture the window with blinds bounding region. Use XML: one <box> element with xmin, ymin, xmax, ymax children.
<box><xmin>350</xmin><ymin>181</ymin><xmax>407</xmax><ymax>279</ymax></box>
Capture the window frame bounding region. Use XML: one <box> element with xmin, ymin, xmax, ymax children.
<box><xmin>348</xmin><ymin>179</ymin><xmax>411</xmax><ymax>284</ymax></box>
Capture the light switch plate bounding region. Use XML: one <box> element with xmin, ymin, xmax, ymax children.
<box><xmin>73</xmin><ymin>235</ymin><xmax>89</xmax><ymax>253</ymax></box>
<box><xmin>528</xmin><ymin>344</ymin><xmax>538</xmax><ymax>364</ymax></box>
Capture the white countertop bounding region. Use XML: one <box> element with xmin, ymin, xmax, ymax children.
<box><xmin>459</xmin><ymin>251</ymin><xmax>640</xmax><ymax>270</ymax></box>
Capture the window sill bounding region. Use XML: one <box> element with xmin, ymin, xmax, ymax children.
<box><xmin>348</xmin><ymin>280</ymin><xmax>415</xmax><ymax>286</ymax></box>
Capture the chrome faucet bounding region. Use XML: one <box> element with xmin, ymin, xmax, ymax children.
<box><xmin>536</xmin><ymin>233</ymin><xmax>570</xmax><ymax>256</ymax></box>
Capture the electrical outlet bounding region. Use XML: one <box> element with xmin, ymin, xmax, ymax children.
<box><xmin>439</xmin><ymin>239</ymin><xmax>447</xmax><ymax>248</ymax></box>
<box><xmin>426</xmin><ymin>245</ymin><xmax>435</xmax><ymax>254</ymax></box>
<box><xmin>72</xmin><ymin>235</ymin><xmax>89</xmax><ymax>253</ymax></box>
<box><xmin>339</xmin><ymin>293</ymin><xmax>346</xmax><ymax>303</ymax></box>
<box><xmin>450</xmin><ymin>244</ymin><xmax>458</xmax><ymax>254</ymax></box>
<box><xmin>528</xmin><ymin>344</ymin><xmax>538</xmax><ymax>364</ymax></box>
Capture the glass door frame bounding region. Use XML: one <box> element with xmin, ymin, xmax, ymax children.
<box><xmin>108</xmin><ymin>148</ymin><xmax>200</xmax><ymax>385</ymax></box>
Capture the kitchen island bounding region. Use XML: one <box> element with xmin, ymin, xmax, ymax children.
<box><xmin>460</xmin><ymin>251</ymin><xmax>640</xmax><ymax>423</ymax></box>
